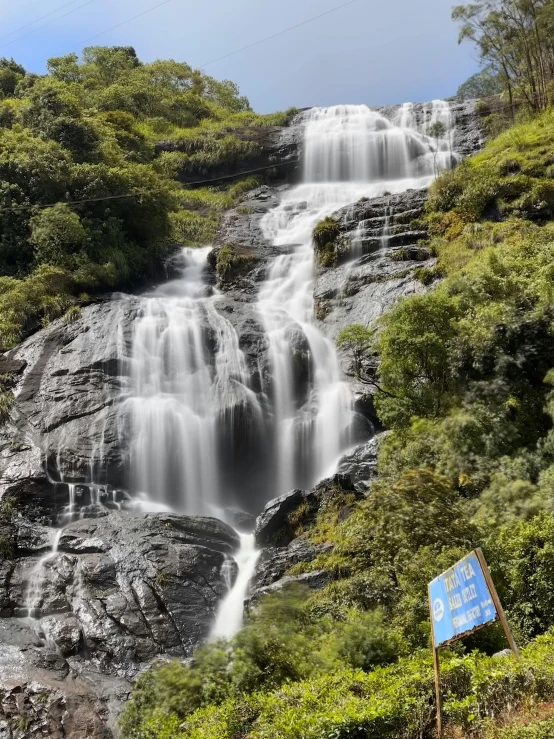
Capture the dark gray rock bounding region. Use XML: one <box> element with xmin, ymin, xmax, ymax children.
<box><xmin>251</xmin><ymin>474</ymin><xmax>368</xmax><ymax>600</ymax></box>
<box><xmin>314</xmin><ymin>189</ymin><xmax>434</xmax><ymax>342</ymax></box>
<box><xmin>0</xmin><ymin>298</ymin><xmax>139</xmax><ymax>501</ymax></box>
<box><xmin>0</xmin><ymin>512</ymin><xmax>241</xmax><ymax>737</ymax></box>
<box><xmin>254</xmin><ymin>473</ymin><xmax>362</xmax><ymax>549</ymax></box>
<box><xmin>250</xmin><ymin>570</ymin><xmax>332</xmax><ymax>603</ymax></box>
<box><xmin>254</xmin><ymin>489</ymin><xmax>310</xmax><ymax>548</ymax></box>
<box><xmin>337</xmin><ymin>436</ymin><xmax>380</xmax><ymax>491</ymax></box>
<box><xmin>251</xmin><ymin>538</ymin><xmax>334</xmax><ymax>595</ymax></box>
<box><xmin>0</xmin><ymin>617</ymin><xmax>129</xmax><ymax>738</ymax></box>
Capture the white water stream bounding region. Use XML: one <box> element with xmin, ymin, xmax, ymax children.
<box><xmin>212</xmin><ymin>102</ymin><xmax>458</xmax><ymax>635</ymax></box>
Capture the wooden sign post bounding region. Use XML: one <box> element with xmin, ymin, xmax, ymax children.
<box><xmin>428</xmin><ymin>548</ymin><xmax>519</xmax><ymax>738</ymax></box>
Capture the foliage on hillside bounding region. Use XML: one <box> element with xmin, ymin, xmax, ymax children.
<box><xmin>121</xmin><ymin>621</ymin><xmax>554</xmax><ymax>739</ymax></box>
<box><xmin>0</xmin><ymin>48</ymin><xmax>290</xmax><ymax>348</ymax></box>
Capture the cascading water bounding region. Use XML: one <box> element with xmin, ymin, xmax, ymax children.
<box><xmin>122</xmin><ymin>101</ymin><xmax>457</xmax><ymax>520</ymax></box>
<box><xmin>212</xmin><ymin>533</ymin><xmax>261</xmax><ymax>638</ymax></box>
<box><xmin>127</xmin><ymin>101</ymin><xmax>458</xmax><ymax>638</ymax></box>
<box><xmin>257</xmin><ymin>102</ymin><xmax>457</xmax><ymax>494</ymax></box>
<box><xmin>123</xmin><ymin>246</ymin><xmax>263</xmax><ymax>517</ymax></box>
<box><xmin>19</xmin><ymin>100</ymin><xmax>460</xmax><ymax>650</ymax></box>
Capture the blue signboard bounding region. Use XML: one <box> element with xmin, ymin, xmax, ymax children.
<box><xmin>429</xmin><ymin>550</ymin><xmax>497</xmax><ymax>647</ymax></box>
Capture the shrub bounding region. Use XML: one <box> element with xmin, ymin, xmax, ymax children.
<box><xmin>312</xmin><ymin>216</ymin><xmax>341</xmax><ymax>266</ymax></box>
<box><xmin>336</xmin><ymin>324</ymin><xmax>372</xmax><ymax>376</ymax></box>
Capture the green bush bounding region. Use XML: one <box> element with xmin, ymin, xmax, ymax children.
<box><xmin>122</xmin><ymin>632</ymin><xmax>554</xmax><ymax>739</ymax></box>
<box><xmin>312</xmin><ymin>216</ymin><xmax>342</xmax><ymax>266</ymax></box>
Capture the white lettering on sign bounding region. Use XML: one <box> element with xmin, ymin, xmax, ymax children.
<box><xmin>444</xmin><ymin>571</ymin><xmax>461</xmax><ymax>593</ymax></box>
<box><xmin>462</xmin><ymin>584</ymin><xmax>477</xmax><ymax>603</ymax></box>
<box><xmin>448</xmin><ymin>593</ymin><xmax>462</xmax><ymax>610</ymax></box>
<box><xmin>459</xmin><ymin>561</ymin><xmax>476</xmax><ymax>582</ymax></box>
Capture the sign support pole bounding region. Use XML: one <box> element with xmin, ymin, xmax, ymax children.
<box><xmin>475</xmin><ymin>548</ymin><xmax>520</xmax><ymax>662</ymax></box>
<box><xmin>428</xmin><ymin>584</ymin><xmax>443</xmax><ymax>739</ymax></box>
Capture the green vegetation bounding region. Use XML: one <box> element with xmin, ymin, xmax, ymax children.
<box><xmin>457</xmin><ymin>66</ymin><xmax>505</xmax><ymax>101</ymax></box>
<box><xmin>0</xmin><ymin>47</ymin><xmax>289</xmax><ymax>347</ymax></box>
<box><xmin>312</xmin><ymin>216</ymin><xmax>343</xmax><ymax>266</ymax></box>
<box><xmin>214</xmin><ymin>244</ymin><xmax>258</xmax><ymax>285</ymax></box>
<box><xmin>121</xmin><ymin>618</ymin><xmax>554</xmax><ymax>738</ymax></box>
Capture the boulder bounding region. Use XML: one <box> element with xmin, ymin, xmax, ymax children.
<box><xmin>254</xmin><ymin>489</ymin><xmax>309</xmax><ymax>548</ymax></box>
<box><xmin>0</xmin><ymin>298</ymin><xmax>138</xmax><ymax>498</ymax></box>
<box><xmin>27</xmin><ymin>513</ymin><xmax>239</xmax><ymax>668</ymax></box>
<box><xmin>337</xmin><ymin>437</ymin><xmax>380</xmax><ymax>491</ymax></box>
<box><xmin>249</xmin><ymin>570</ymin><xmax>332</xmax><ymax>604</ymax></box>
<box><xmin>251</xmin><ymin>538</ymin><xmax>334</xmax><ymax>596</ymax></box>
<box><xmin>0</xmin><ymin>511</ymin><xmax>241</xmax><ymax>737</ymax></box>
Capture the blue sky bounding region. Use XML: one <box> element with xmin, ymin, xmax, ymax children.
<box><xmin>1</xmin><ymin>0</ymin><xmax>479</xmax><ymax>113</ymax></box>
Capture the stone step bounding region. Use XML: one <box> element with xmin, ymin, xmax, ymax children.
<box><xmin>356</xmin><ymin>230</ymin><xmax>428</xmax><ymax>251</ymax></box>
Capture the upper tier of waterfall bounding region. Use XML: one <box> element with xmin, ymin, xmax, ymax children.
<box><xmin>303</xmin><ymin>102</ymin><xmax>455</xmax><ymax>185</ymax></box>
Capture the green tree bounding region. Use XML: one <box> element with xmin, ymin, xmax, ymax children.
<box><xmin>30</xmin><ymin>204</ymin><xmax>87</xmax><ymax>268</ymax></box>
<box><xmin>456</xmin><ymin>66</ymin><xmax>504</xmax><ymax>100</ymax></box>
<box><xmin>0</xmin><ymin>58</ymin><xmax>25</xmax><ymax>97</ymax></box>
<box><xmin>374</xmin><ymin>291</ymin><xmax>460</xmax><ymax>427</ymax></box>
<box><xmin>452</xmin><ymin>1</ymin><xmax>554</xmax><ymax>113</ymax></box>
<box><xmin>336</xmin><ymin>324</ymin><xmax>372</xmax><ymax>376</ymax></box>
<box><xmin>46</xmin><ymin>53</ymin><xmax>82</xmax><ymax>84</ymax></box>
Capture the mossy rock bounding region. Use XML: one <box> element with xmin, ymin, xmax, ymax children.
<box><xmin>214</xmin><ymin>244</ymin><xmax>258</xmax><ymax>285</ymax></box>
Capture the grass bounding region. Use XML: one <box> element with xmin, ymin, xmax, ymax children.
<box><xmin>426</xmin><ymin>110</ymin><xmax>554</xmax><ymax>276</ymax></box>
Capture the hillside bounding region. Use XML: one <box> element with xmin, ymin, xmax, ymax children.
<box><xmin>0</xmin><ymin>49</ymin><xmax>293</xmax><ymax>351</ymax></box>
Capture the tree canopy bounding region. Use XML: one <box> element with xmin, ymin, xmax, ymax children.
<box><xmin>453</xmin><ymin>0</ymin><xmax>554</xmax><ymax>113</ymax></box>
<box><xmin>0</xmin><ymin>47</ymin><xmax>288</xmax><ymax>348</ymax></box>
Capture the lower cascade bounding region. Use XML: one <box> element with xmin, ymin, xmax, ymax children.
<box><xmin>211</xmin><ymin>533</ymin><xmax>261</xmax><ymax>639</ymax></box>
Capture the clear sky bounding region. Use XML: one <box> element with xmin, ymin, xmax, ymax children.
<box><xmin>0</xmin><ymin>0</ymin><xmax>479</xmax><ymax>113</ymax></box>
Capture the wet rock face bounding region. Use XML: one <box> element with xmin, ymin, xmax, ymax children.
<box><xmin>4</xmin><ymin>513</ymin><xmax>238</xmax><ymax>668</ymax></box>
<box><xmin>0</xmin><ymin>298</ymin><xmax>138</xmax><ymax>500</ymax></box>
<box><xmin>0</xmin><ymin>512</ymin><xmax>239</xmax><ymax>738</ymax></box>
<box><xmin>336</xmin><ymin>437</ymin><xmax>379</xmax><ymax>491</ymax></box>
<box><xmin>249</xmin><ymin>474</ymin><xmax>364</xmax><ymax>604</ymax></box>
<box><xmin>254</xmin><ymin>489</ymin><xmax>311</xmax><ymax>548</ymax></box>
<box><xmin>249</xmin><ymin>538</ymin><xmax>333</xmax><ymax>605</ymax></box>
<box><xmin>314</xmin><ymin>188</ymin><xmax>433</xmax><ymax>343</ymax></box>
<box><xmin>377</xmin><ymin>99</ymin><xmax>483</xmax><ymax>157</ymax></box>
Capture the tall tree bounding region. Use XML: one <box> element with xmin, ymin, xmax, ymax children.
<box><xmin>453</xmin><ymin>0</ymin><xmax>554</xmax><ymax>112</ymax></box>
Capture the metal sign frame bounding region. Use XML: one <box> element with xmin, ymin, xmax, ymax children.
<box><xmin>428</xmin><ymin>548</ymin><xmax>519</xmax><ymax>738</ymax></box>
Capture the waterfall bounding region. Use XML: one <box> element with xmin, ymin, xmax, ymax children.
<box><xmin>123</xmin><ymin>102</ymin><xmax>457</xmax><ymax>517</ymax></box>
<box><xmin>258</xmin><ymin>101</ymin><xmax>457</xmax><ymax>495</ymax></box>
<box><xmin>211</xmin><ymin>533</ymin><xmax>261</xmax><ymax>639</ymax></box>
<box><xmin>123</xmin><ymin>247</ymin><xmax>263</xmax><ymax>517</ymax></box>
<box><xmin>119</xmin><ymin>100</ymin><xmax>458</xmax><ymax>638</ymax></box>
